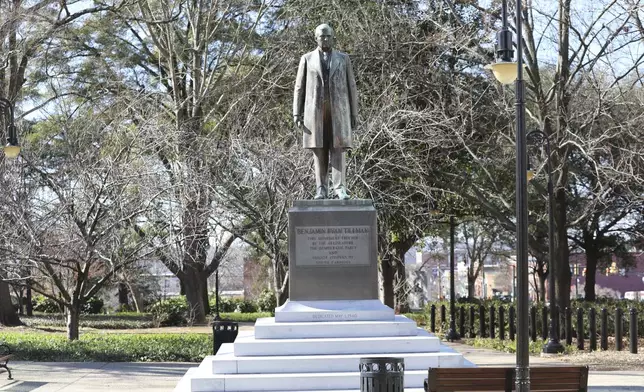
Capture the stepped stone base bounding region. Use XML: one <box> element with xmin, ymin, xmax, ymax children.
<box><xmin>174</xmin><ymin>311</ymin><xmax>469</xmax><ymax>392</ymax></box>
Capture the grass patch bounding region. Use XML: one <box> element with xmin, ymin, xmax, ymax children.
<box><xmin>0</xmin><ymin>331</ymin><xmax>211</xmax><ymax>362</ymax></box>
<box><xmin>403</xmin><ymin>313</ymin><xmax>427</xmax><ymax>325</ymax></box>
<box><xmin>22</xmin><ymin>313</ymin><xmax>155</xmax><ymax>330</ymax></box>
<box><xmin>462</xmin><ymin>338</ymin><xmax>578</xmax><ymax>355</ymax></box>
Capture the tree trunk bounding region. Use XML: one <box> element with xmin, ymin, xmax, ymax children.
<box><xmin>381</xmin><ymin>254</ymin><xmax>394</xmax><ymax>308</ymax></box>
<box><xmin>66</xmin><ymin>302</ymin><xmax>81</xmax><ymax>340</ymax></box>
<box><xmin>467</xmin><ymin>275</ymin><xmax>475</xmax><ymax>299</ymax></box>
<box><xmin>272</xmin><ymin>253</ymin><xmax>289</xmax><ymax>306</ymax></box>
<box><xmin>0</xmin><ymin>280</ymin><xmax>21</xmax><ymax>326</ymax></box>
<box><xmin>555</xmin><ymin>188</ymin><xmax>571</xmax><ymax>312</ymax></box>
<box><xmin>278</xmin><ymin>287</ymin><xmax>289</xmax><ymax>306</ymax></box>
<box><xmin>538</xmin><ymin>271</ymin><xmax>546</xmax><ymax>304</ymax></box>
<box><xmin>180</xmin><ymin>279</ymin><xmax>186</xmax><ymax>296</ymax></box>
<box><xmin>584</xmin><ymin>250</ymin><xmax>598</xmax><ymax>301</ymax></box>
<box><xmin>181</xmin><ymin>270</ymin><xmax>208</xmax><ymax>324</ymax></box>
<box><xmin>393</xmin><ymin>254</ymin><xmax>407</xmax><ymax>311</ymax></box>
<box><xmin>26</xmin><ymin>282</ymin><xmax>33</xmax><ymax>316</ymax></box>
<box><xmin>12</xmin><ymin>285</ymin><xmax>24</xmax><ymax>315</ymax></box>
<box><xmin>118</xmin><ymin>282</ymin><xmax>129</xmax><ymax>308</ymax></box>
<box><xmin>125</xmin><ymin>281</ymin><xmax>142</xmax><ymax>313</ymax></box>
<box><xmin>202</xmin><ymin>282</ymin><xmax>210</xmax><ymax>315</ymax></box>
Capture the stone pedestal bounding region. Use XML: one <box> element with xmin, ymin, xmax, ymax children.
<box><xmin>288</xmin><ymin>199</ymin><xmax>379</xmax><ymax>301</ymax></box>
<box><xmin>276</xmin><ymin>199</ymin><xmax>393</xmax><ymax>322</ymax></box>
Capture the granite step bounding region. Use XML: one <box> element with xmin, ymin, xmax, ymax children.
<box><xmin>254</xmin><ymin>315</ymin><xmax>418</xmax><ymax>339</ymax></box>
<box><xmin>234</xmin><ymin>328</ymin><xmax>440</xmax><ymax>357</ymax></box>
<box><xmin>211</xmin><ymin>345</ymin><xmax>463</xmax><ymax>374</ymax></box>
<box><xmin>187</xmin><ymin>369</ymin><xmax>429</xmax><ymax>392</ymax></box>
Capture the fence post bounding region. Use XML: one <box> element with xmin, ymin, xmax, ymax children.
<box><xmin>499</xmin><ymin>306</ymin><xmax>505</xmax><ymax>340</ymax></box>
<box><xmin>430</xmin><ymin>305</ymin><xmax>436</xmax><ymax>333</ymax></box>
<box><xmin>459</xmin><ymin>306</ymin><xmax>465</xmax><ymax>338</ymax></box>
<box><xmin>541</xmin><ymin>306</ymin><xmax>548</xmax><ymax>341</ymax></box>
<box><xmin>469</xmin><ymin>306</ymin><xmax>475</xmax><ymax>338</ymax></box>
<box><xmin>630</xmin><ymin>308</ymin><xmax>638</xmax><ymax>354</ymax></box>
<box><xmin>511</xmin><ymin>306</ymin><xmax>517</xmax><ymax>341</ymax></box>
<box><xmin>615</xmin><ymin>307</ymin><xmax>623</xmax><ymax>352</ymax></box>
<box><xmin>440</xmin><ymin>304</ymin><xmax>446</xmax><ymax>329</ymax></box>
<box><xmin>589</xmin><ymin>307</ymin><xmax>597</xmax><ymax>352</ymax></box>
<box><xmin>529</xmin><ymin>306</ymin><xmax>535</xmax><ymax>342</ymax></box>
<box><xmin>565</xmin><ymin>307</ymin><xmax>573</xmax><ymax>346</ymax></box>
<box><xmin>490</xmin><ymin>306</ymin><xmax>496</xmax><ymax>339</ymax></box>
<box><xmin>479</xmin><ymin>305</ymin><xmax>486</xmax><ymax>338</ymax></box>
<box><xmin>576</xmin><ymin>308</ymin><xmax>584</xmax><ymax>351</ymax></box>
<box><xmin>601</xmin><ymin>308</ymin><xmax>608</xmax><ymax>351</ymax></box>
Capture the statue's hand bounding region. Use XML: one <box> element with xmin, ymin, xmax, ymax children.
<box><xmin>351</xmin><ymin>117</ymin><xmax>357</xmax><ymax>129</ymax></box>
<box><xmin>294</xmin><ymin>116</ymin><xmax>303</xmax><ymax>128</ymax></box>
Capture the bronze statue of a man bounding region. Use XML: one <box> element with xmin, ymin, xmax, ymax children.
<box><xmin>293</xmin><ymin>24</ymin><xmax>358</xmax><ymax>200</ymax></box>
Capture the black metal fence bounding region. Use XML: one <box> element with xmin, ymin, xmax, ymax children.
<box><xmin>426</xmin><ymin>303</ymin><xmax>641</xmax><ymax>354</ymax></box>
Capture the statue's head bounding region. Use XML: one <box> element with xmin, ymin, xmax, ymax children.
<box><xmin>315</xmin><ymin>24</ymin><xmax>334</xmax><ymax>52</ymax></box>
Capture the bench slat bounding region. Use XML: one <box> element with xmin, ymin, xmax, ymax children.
<box><xmin>425</xmin><ymin>366</ymin><xmax>588</xmax><ymax>392</ymax></box>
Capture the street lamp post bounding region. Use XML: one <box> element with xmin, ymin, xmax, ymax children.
<box><xmin>0</xmin><ymin>97</ymin><xmax>20</xmax><ymax>159</ymax></box>
<box><xmin>486</xmin><ymin>0</ymin><xmax>530</xmax><ymax>390</ymax></box>
<box><xmin>527</xmin><ymin>130</ymin><xmax>564</xmax><ymax>354</ymax></box>
<box><xmin>446</xmin><ymin>215</ymin><xmax>460</xmax><ymax>341</ymax></box>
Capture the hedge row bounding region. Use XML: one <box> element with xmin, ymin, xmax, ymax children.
<box><xmin>0</xmin><ymin>331</ymin><xmax>210</xmax><ymax>362</ymax></box>
<box><xmin>21</xmin><ymin>311</ymin><xmax>271</xmax><ymax>330</ymax></box>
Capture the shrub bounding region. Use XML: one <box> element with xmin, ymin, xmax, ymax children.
<box><xmin>147</xmin><ymin>296</ymin><xmax>189</xmax><ymax>327</ymax></box>
<box><xmin>215</xmin><ymin>312</ymin><xmax>271</xmax><ymax>323</ymax></box>
<box><xmin>32</xmin><ymin>295</ymin><xmax>61</xmax><ymax>313</ymax></box>
<box><xmin>256</xmin><ymin>289</ymin><xmax>277</xmax><ymax>313</ymax></box>
<box><xmin>81</xmin><ymin>296</ymin><xmax>104</xmax><ymax>314</ymax></box>
<box><xmin>463</xmin><ymin>337</ymin><xmax>577</xmax><ymax>355</ymax></box>
<box><xmin>234</xmin><ymin>299</ymin><xmax>257</xmax><ymax>313</ymax></box>
<box><xmin>22</xmin><ymin>313</ymin><xmax>155</xmax><ymax>330</ymax></box>
<box><xmin>209</xmin><ymin>296</ymin><xmax>258</xmax><ymax>313</ymax></box>
<box><xmin>0</xmin><ymin>331</ymin><xmax>210</xmax><ymax>362</ymax></box>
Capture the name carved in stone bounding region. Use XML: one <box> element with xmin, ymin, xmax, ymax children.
<box><xmin>295</xmin><ymin>226</ymin><xmax>370</xmax><ymax>266</ymax></box>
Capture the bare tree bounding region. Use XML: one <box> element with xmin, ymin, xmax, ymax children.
<box><xmin>0</xmin><ymin>96</ymin><xmax>160</xmax><ymax>339</ymax></box>
<box><xmin>65</xmin><ymin>0</ymin><xmax>281</xmax><ymax>322</ymax></box>
<box><xmin>453</xmin><ymin>0</ymin><xmax>644</xmax><ymax>310</ymax></box>
<box><xmin>459</xmin><ymin>219</ymin><xmax>510</xmax><ymax>299</ymax></box>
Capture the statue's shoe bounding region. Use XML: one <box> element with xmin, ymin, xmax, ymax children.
<box><xmin>335</xmin><ymin>187</ymin><xmax>350</xmax><ymax>200</ymax></box>
<box><xmin>314</xmin><ymin>186</ymin><xmax>328</xmax><ymax>199</ymax></box>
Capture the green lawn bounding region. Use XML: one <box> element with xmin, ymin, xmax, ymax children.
<box><xmin>0</xmin><ymin>330</ymin><xmax>212</xmax><ymax>362</ymax></box>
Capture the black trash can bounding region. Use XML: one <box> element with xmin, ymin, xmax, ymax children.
<box><xmin>359</xmin><ymin>357</ymin><xmax>404</xmax><ymax>392</ymax></box>
<box><xmin>212</xmin><ymin>321</ymin><xmax>239</xmax><ymax>355</ymax></box>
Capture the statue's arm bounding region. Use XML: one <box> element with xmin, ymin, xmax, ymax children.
<box><xmin>293</xmin><ymin>55</ymin><xmax>307</xmax><ymax>124</ymax></box>
<box><xmin>346</xmin><ymin>54</ymin><xmax>358</xmax><ymax>128</ymax></box>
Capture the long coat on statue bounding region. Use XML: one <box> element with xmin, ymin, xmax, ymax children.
<box><xmin>293</xmin><ymin>49</ymin><xmax>358</xmax><ymax>149</ymax></box>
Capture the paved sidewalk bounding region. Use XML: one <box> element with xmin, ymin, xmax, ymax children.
<box><xmin>0</xmin><ymin>362</ymin><xmax>193</xmax><ymax>391</ymax></box>
<box><xmin>0</xmin><ymin>344</ymin><xmax>642</xmax><ymax>391</ymax></box>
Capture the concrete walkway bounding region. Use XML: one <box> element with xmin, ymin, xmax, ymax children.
<box><xmin>0</xmin><ymin>344</ymin><xmax>642</xmax><ymax>391</ymax></box>
<box><xmin>0</xmin><ymin>362</ymin><xmax>193</xmax><ymax>392</ymax></box>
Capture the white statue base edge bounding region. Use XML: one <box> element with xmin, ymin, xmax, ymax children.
<box><xmin>274</xmin><ymin>299</ymin><xmax>395</xmax><ymax>323</ymax></box>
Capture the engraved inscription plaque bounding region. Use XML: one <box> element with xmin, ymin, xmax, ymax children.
<box><xmin>288</xmin><ymin>199</ymin><xmax>379</xmax><ymax>301</ymax></box>
<box><xmin>295</xmin><ymin>226</ymin><xmax>370</xmax><ymax>266</ymax></box>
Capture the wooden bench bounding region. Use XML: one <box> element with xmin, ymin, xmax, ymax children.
<box><xmin>424</xmin><ymin>366</ymin><xmax>589</xmax><ymax>392</ymax></box>
<box><xmin>0</xmin><ymin>343</ymin><xmax>13</xmax><ymax>380</ymax></box>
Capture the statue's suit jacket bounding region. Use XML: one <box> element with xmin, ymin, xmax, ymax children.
<box><xmin>293</xmin><ymin>49</ymin><xmax>358</xmax><ymax>149</ymax></box>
